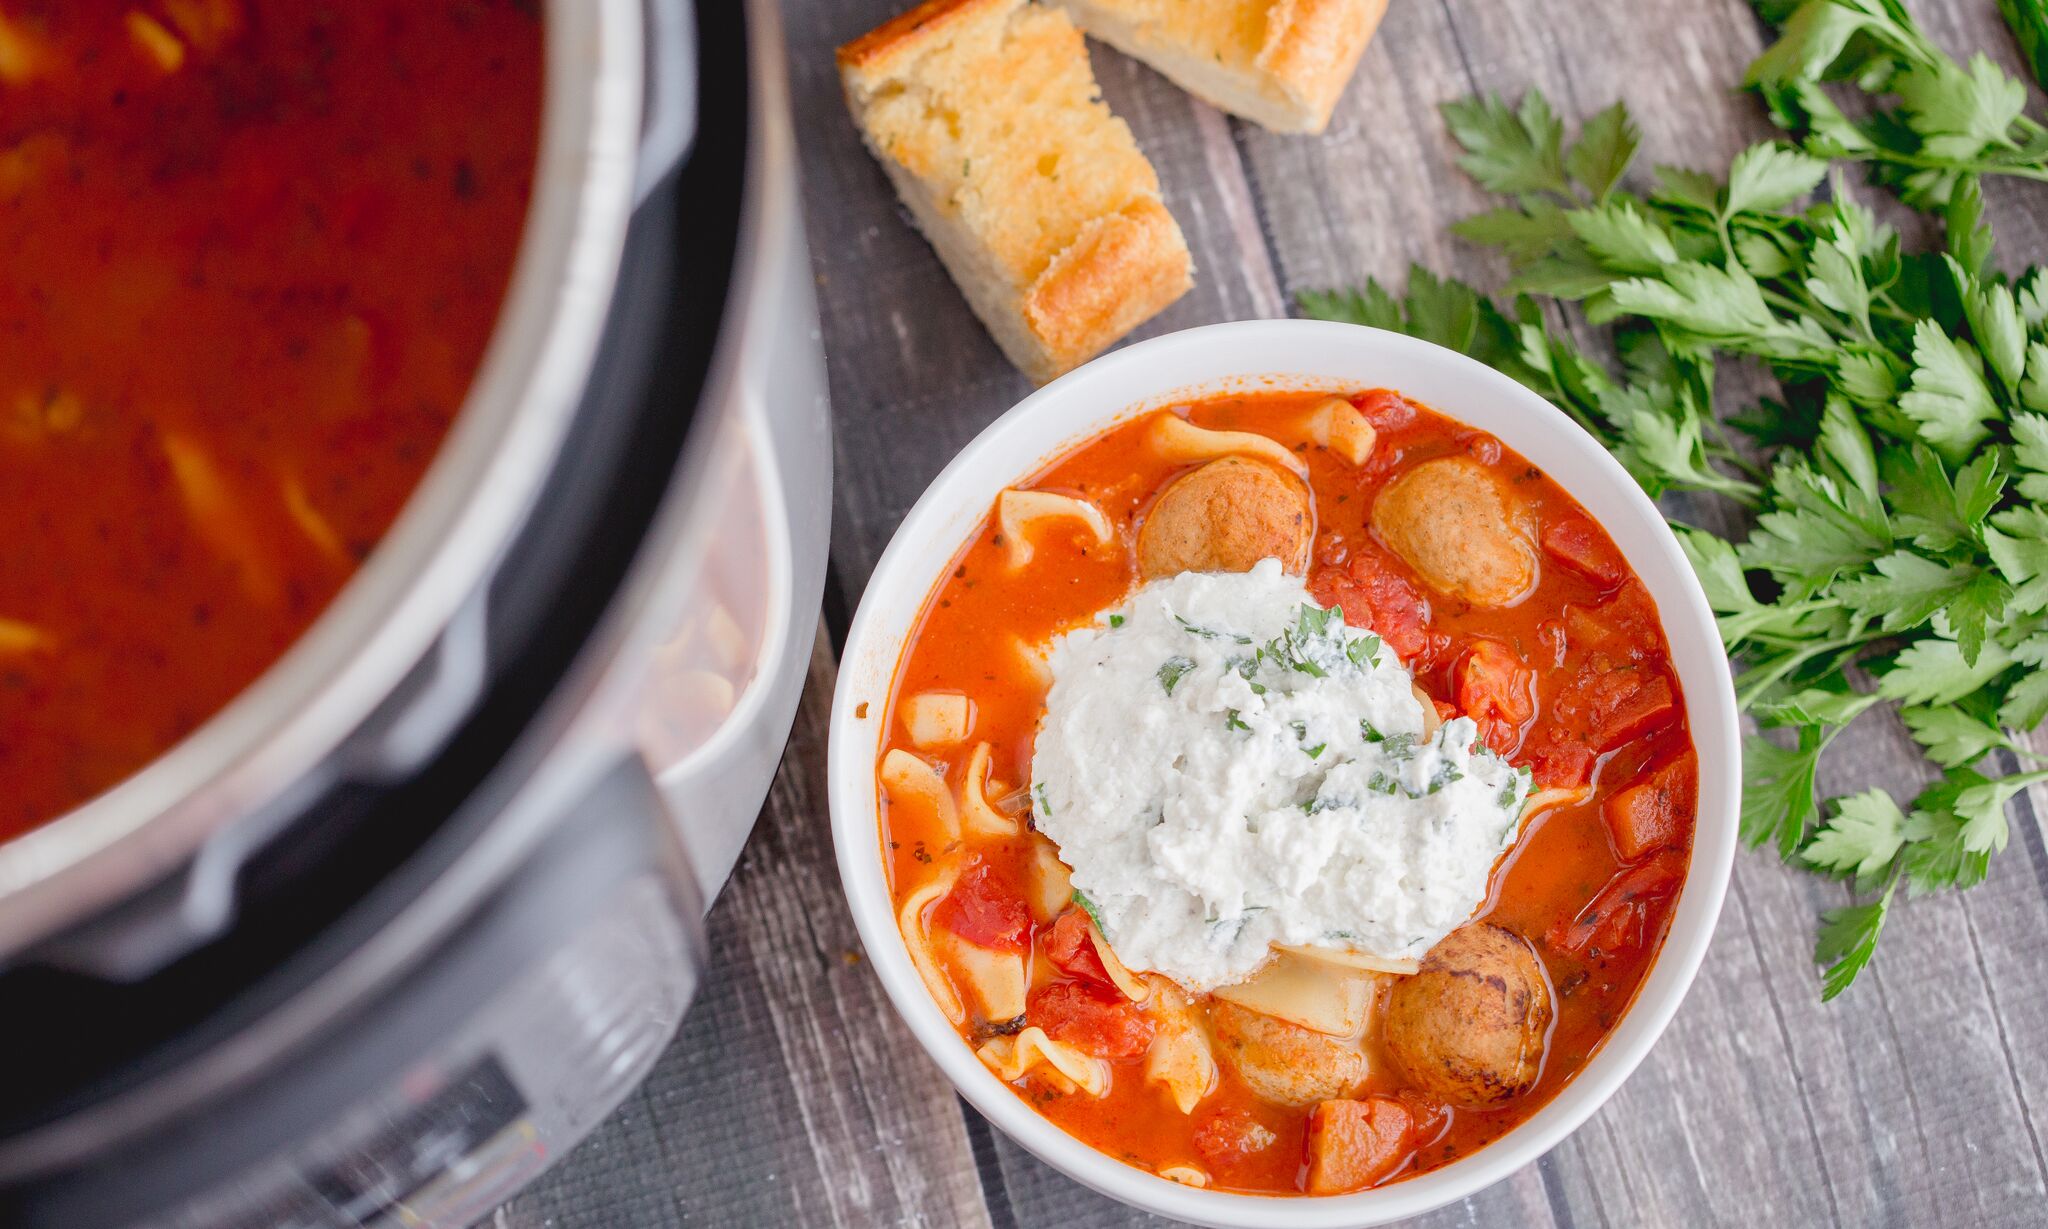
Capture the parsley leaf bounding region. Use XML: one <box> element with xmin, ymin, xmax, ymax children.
<box><xmin>1883</xmin><ymin>444</ymin><xmax>2003</xmax><ymax>553</ymax></box>
<box><xmin>1441</xmin><ymin>92</ymin><xmax>1573</xmax><ymax>196</ymax></box>
<box><xmin>1898</xmin><ymin>319</ymin><xmax>1999</xmax><ymax>461</ymax></box>
<box><xmin>1565</xmin><ymin>101</ymin><xmax>1642</xmax><ymax>200</ymax></box>
<box><xmin>1743</xmin><ymin>727</ymin><xmax>1825</xmax><ymax>858</ymax></box>
<box><xmin>1900</xmin><ymin>703</ymin><xmax>2012</xmax><ymax>768</ymax></box>
<box><xmin>1804</xmin><ymin>790</ymin><xmax>1908</xmax><ymax>885</ymax></box>
<box><xmin>1724</xmin><ymin>142</ymin><xmax>1830</xmax><ymax>214</ymax></box>
<box><xmin>2002</xmin><ymin>0</ymin><xmax>2048</xmax><ymax>96</ymax></box>
<box><xmin>1815</xmin><ymin>885</ymin><xmax>1894</xmax><ymax>1002</ymax></box>
<box><xmin>1156</xmin><ymin>656</ymin><xmax>1196</xmax><ymax>696</ymax></box>
<box><xmin>1569</xmin><ymin>200</ymin><xmax>1678</xmax><ymax>272</ymax></box>
<box><xmin>1877</xmin><ymin>637</ymin><xmax>2015</xmax><ymax>706</ymax></box>
<box><xmin>1831</xmin><ymin>551</ymin><xmax>1982</xmax><ymax>636</ymax></box>
<box><xmin>1901</xmin><ymin>777</ymin><xmax>1994</xmax><ymax>894</ymax></box>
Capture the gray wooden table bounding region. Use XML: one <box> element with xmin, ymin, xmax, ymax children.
<box><xmin>503</xmin><ymin>1</ymin><xmax>2048</xmax><ymax>1224</ymax></box>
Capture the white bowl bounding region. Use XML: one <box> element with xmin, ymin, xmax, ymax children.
<box><xmin>828</xmin><ymin>320</ymin><xmax>1740</xmax><ymax>1228</ymax></box>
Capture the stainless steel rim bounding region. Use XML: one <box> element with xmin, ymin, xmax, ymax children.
<box><xmin>0</xmin><ymin>0</ymin><xmax>645</xmax><ymax>955</ymax></box>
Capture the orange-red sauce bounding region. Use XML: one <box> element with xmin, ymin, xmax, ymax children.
<box><xmin>0</xmin><ymin>0</ymin><xmax>542</xmax><ymax>838</ymax></box>
<box><xmin>878</xmin><ymin>389</ymin><xmax>1697</xmax><ymax>1194</ymax></box>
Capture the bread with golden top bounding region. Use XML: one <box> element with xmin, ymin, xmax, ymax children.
<box><xmin>1049</xmin><ymin>0</ymin><xmax>1387</xmax><ymax>134</ymax></box>
<box><xmin>839</xmin><ymin>0</ymin><xmax>1195</xmax><ymax>384</ymax></box>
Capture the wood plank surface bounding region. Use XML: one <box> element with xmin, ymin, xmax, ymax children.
<box><xmin>507</xmin><ymin>0</ymin><xmax>2048</xmax><ymax>1224</ymax></box>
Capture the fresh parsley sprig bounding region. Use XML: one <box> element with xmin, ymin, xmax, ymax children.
<box><xmin>1750</xmin><ymin>0</ymin><xmax>2048</xmax><ymax>206</ymax></box>
<box><xmin>1303</xmin><ymin>2</ymin><xmax>2048</xmax><ymax>1000</ymax></box>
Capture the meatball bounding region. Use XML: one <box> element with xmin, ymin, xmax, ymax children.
<box><xmin>1137</xmin><ymin>457</ymin><xmax>1313</xmax><ymax>580</ymax></box>
<box><xmin>1209</xmin><ymin>1000</ymin><xmax>1368</xmax><ymax>1107</ymax></box>
<box><xmin>1371</xmin><ymin>457</ymin><xmax>1536</xmax><ymax>606</ymax></box>
<box><xmin>1383</xmin><ymin>923</ymin><xmax>1551</xmax><ymax>1106</ymax></box>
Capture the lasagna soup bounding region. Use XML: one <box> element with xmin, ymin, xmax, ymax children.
<box><xmin>0</xmin><ymin>0</ymin><xmax>541</xmax><ymax>838</ymax></box>
<box><xmin>877</xmin><ymin>389</ymin><xmax>1697</xmax><ymax>1194</ymax></box>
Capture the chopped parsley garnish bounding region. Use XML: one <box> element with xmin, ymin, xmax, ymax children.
<box><xmin>1071</xmin><ymin>890</ymin><xmax>1104</xmax><ymax>929</ymax></box>
<box><xmin>1256</xmin><ymin>603</ymin><xmax>1349</xmax><ymax>680</ymax></box>
<box><xmin>1380</xmin><ymin>733</ymin><xmax>1418</xmax><ymax>761</ymax></box>
<box><xmin>1365</xmin><ymin>770</ymin><xmax>1401</xmax><ymax>796</ymax></box>
<box><xmin>1345</xmin><ymin>633</ymin><xmax>1383</xmax><ymax>670</ymax></box>
<box><xmin>1156</xmin><ymin>655</ymin><xmax>1196</xmax><ymax>695</ymax></box>
<box><xmin>1295</xmin><ymin>603</ymin><xmax>1341</xmax><ymax>639</ymax></box>
<box><xmin>1422</xmin><ymin>761</ymin><xmax>1465</xmax><ymax>795</ymax></box>
<box><xmin>1107</xmin><ymin>614</ymin><xmax>1124</xmax><ymax>628</ymax></box>
<box><xmin>1228</xmin><ymin>655</ymin><xmax>1268</xmax><ymax>693</ymax></box>
<box><xmin>1175</xmin><ymin>613</ymin><xmax>1253</xmax><ymax>644</ymax></box>
<box><xmin>1033</xmin><ymin>783</ymin><xmax>1053</xmax><ymax>817</ymax></box>
<box><xmin>1360</xmin><ymin>719</ymin><xmax>1386</xmax><ymax>743</ymax></box>
<box><xmin>1305</xmin><ymin>743</ymin><xmax>1327</xmax><ymax>760</ymax></box>
<box><xmin>1224</xmin><ymin>708</ymin><xmax>1250</xmax><ymax>732</ymax></box>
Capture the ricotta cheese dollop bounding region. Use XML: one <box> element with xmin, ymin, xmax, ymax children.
<box><xmin>1030</xmin><ymin>559</ymin><xmax>1530</xmax><ymax>993</ymax></box>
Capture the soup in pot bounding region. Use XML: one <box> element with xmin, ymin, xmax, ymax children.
<box><xmin>0</xmin><ymin>0</ymin><xmax>543</xmax><ymax>839</ymax></box>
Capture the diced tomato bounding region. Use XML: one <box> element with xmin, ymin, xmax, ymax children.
<box><xmin>1588</xmin><ymin>674</ymin><xmax>1677</xmax><ymax>750</ymax></box>
<box><xmin>1193</xmin><ymin>1107</ymin><xmax>1280</xmax><ymax>1170</ymax></box>
<box><xmin>1547</xmin><ymin>849</ymin><xmax>1687</xmax><ymax>956</ymax></box>
<box><xmin>1542</xmin><ymin>517</ymin><xmax>1626</xmax><ymax>587</ymax></box>
<box><xmin>1027</xmin><ymin>982</ymin><xmax>1153</xmax><ymax>1060</ymax></box>
<box><xmin>937</xmin><ymin>863</ymin><xmax>1030</xmax><ymax>952</ymax></box>
<box><xmin>1454</xmin><ymin>639</ymin><xmax>1535</xmax><ymax>755</ymax></box>
<box><xmin>1305</xmin><ymin>1097</ymin><xmax>1414</xmax><ymax>1195</ymax></box>
<box><xmin>1394</xmin><ymin>1091</ymin><xmax>1450</xmax><ymax>1147</ymax></box>
<box><xmin>1563</xmin><ymin>583</ymin><xmax>1661</xmax><ymax>662</ymax></box>
<box><xmin>1352</xmin><ymin>388</ymin><xmax>1417</xmax><ymax>431</ymax></box>
<box><xmin>1043</xmin><ymin>907</ymin><xmax>1110</xmax><ymax>985</ymax></box>
<box><xmin>1549</xmin><ymin>664</ymin><xmax>1677</xmax><ymax>754</ymax></box>
<box><xmin>1603</xmin><ymin>750</ymin><xmax>1697</xmax><ymax>860</ymax></box>
<box><xmin>1309</xmin><ymin>552</ymin><xmax>1441</xmax><ymax>666</ymax></box>
<box><xmin>1433</xmin><ymin>698</ymin><xmax>1458</xmax><ymax>725</ymax></box>
<box><xmin>1518</xmin><ymin>728</ymin><xmax>1595</xmax><ymax>789</ymax></box>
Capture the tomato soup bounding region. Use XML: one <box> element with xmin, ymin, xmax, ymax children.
<box><xmin>876</xmin><ymin>388</ymin><xmax>1696</xmax><ymax>1195</ymax></box>
<box><xmin>0</xmin><ymin>0</ymin><xmax>542</xmax><ymax>838</ymax></box>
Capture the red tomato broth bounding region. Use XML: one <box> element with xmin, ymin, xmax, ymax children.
<box><xmin>877</xmin><ymin>389</ymin><xmax>1697</xmax><ymax>1194</ymax></box>
<box><xmin>0</xmin><ymin>1</ymin><xmax>542</xmax><ymax>837</ymax></box>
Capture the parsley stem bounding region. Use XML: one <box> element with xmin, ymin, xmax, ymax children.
<box><xmin>1735</xmin><ymin>626</ymin><xmax>1877</xmax><ymax>710</ymax></box>
<box><xmin>1846</xmin><ymin>149</ymin><xmax>2048</xmax><ymax>184</ymax></box>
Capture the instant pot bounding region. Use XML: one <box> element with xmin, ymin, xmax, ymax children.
<box><xmin>0</xmin><ymin>0</ymin><xmax>829</xmax><ymax>1224</ymax></box>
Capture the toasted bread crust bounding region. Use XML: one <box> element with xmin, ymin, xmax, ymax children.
<box><xmin>1258</xmin><ymin>0</ymin><xmax>1386</xmax><ymax>119</ymax></box>
<box><xmin>1052</xmin><ymin>0</ymin><xmax>1386</xmax><ymax>133</ymax></box>
<box><xmin>836</xmin><ymin>0</ymin><xmax>1008</xmax><ymax>89</ymax></box>
<box><xmin>840</xmin><ymin>0</ymin><xmax>1193</xmax><ymax>383</ymax></box>
<box><xmin>1025</xmin><ymin>198</ymin><xmax>1191</xmax><ymax>376</ymax></box>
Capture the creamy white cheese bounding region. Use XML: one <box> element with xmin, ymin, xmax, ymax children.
<box><xmin>1030</xmin><ymin>560</ymin><xmax>1529</xmax><ymax>993</ymax></box>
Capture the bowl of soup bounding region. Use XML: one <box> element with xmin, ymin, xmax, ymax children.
<box><xmin>828</xmin><ymin>319</ymin><xmax>1739</xmax><ymax>1225</ymax></box>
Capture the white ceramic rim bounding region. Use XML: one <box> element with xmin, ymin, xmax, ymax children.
<box><xmin>828</xmin><ymin>320</ymin><xmax>1741</xmax><ymax>1229</ymax></box>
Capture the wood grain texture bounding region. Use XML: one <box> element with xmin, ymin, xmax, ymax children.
<box><xmin>512</xmin><ymin>0</ymin><xmax>2048</xmax><ymax>1225</ymax></box>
